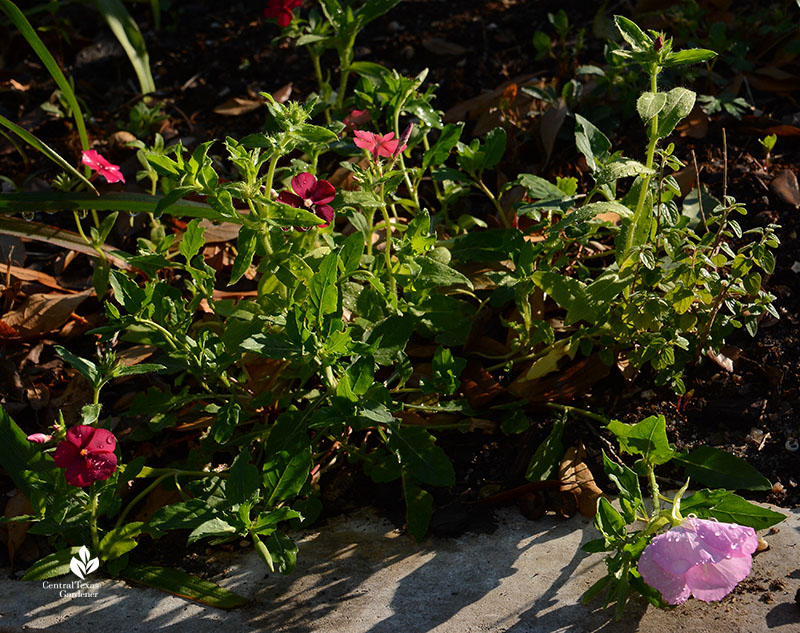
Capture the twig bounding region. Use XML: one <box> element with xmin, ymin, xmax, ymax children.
<box><xmin>691</xmin><ymin>149</ymin><xmax>706</xmax><ymax>227</ymax></box>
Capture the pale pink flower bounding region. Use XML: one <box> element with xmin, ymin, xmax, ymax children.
<box><xmin>81</xmin><ymin>150</ymin><xmax>125</xmax><ymax>184</ymax></box>
<box><xmin>27</xmin><ymin>433</ymin><xmax>52</xmax><ymax>444</ymax></box>
<box><xmin>353</xmin><ymin>130</ymin><xmax>407</xmax><ymax>161</ymax></box>
<box><xmin>638</xmin><ymin>517</ymin><xmax>758</xmax><ymax>605</ymax></box>
<box><xmin>277</xmin><ymin>172</ymin><xmax>336</xmax><ymax>230</ymax></box>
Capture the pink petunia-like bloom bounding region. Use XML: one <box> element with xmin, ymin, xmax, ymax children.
<box><xmin>27</xmin><ymin>433</ymin><xmax>53</xmax><ymax>444</ymax></box>
<box><xmin>353</xmin><ymin>130</ymin><xmax>407</xmax><ymax>161</ymax></box>
<box><xmin>81</xmin><ymin>150</ymin><xmax>125</xmax><ymax>184</ymax></box>
<box><xmin>53</xmin><ymin>425</ymin><xmax>118</xmax><ymax>488</ymax></box>
<box><xmin>264</xmin><ymin>0</ymin><xmax>302</xmax><ymax>27</ymax></box>
<box><xmin>638</xmin><ymin>517</ymin><xmax>758</xmax><ymax>605</ymax></box>
<box><xmin>277</xmin><ymin>172</ymin><xmax>336</xmax><ymax>230</ymax></box>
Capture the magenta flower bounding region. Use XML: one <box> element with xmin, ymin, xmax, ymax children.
<box><xmin>81</xmin><ymin>150</ymin><xmax>125</xmax><ymax>184</ymax></box>
<box><xmin>27</xmin><ymin>433</ymin><xmax>53</xmax><ymax>444</ymax></box>
<box><xmin>638</xmin><ymin>517</ymin><xmax>758</xmax><ymax>605</ymax></box>
<box><xmin>353</xmin><ymin>130</ymin><xmax>408</xmax><ymax>161</ymax></box>
<box><xmin>53</xmin><ymin>425</ymin><xmax>118</xmax><ymax>488</ymax></box>
<box><xmin>277</xmin><ymin>172</ymin><xmax>336</xmax><ymax>230</ymax></box>
<box><xmin>264</xmin><ymin>0</ymin><xmax>301</xmax><ymax>27</ymax></box>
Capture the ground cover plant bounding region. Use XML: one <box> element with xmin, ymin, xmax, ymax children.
<box><xmin>0</xmin><ymin>0</ymin><xmax>798</xmax><ymax>618</ymax></box>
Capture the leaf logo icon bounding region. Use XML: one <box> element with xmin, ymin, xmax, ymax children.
<box><xmin>69</xmin><ymin>546</ymin><xmax>100</xmax><ymax>580</ymax></box>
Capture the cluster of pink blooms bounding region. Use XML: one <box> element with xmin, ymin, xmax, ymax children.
<box><xmin>264</xmin><ymin>0</ymin><xmax>301</xmax><ymax>27</ymax></box>
<box><xmin>638</xmin><ymin>516</ymin><xmax>758</xmax><ymax>605</ymax></box>
<box><xmin>30</xmin><ymin>425</ymin><xmax>118</xmax><ymax>488</ymax></box>
<box><xmin>353</xmin><ymin>129</ymin><xmax>408</xmax><ymax>162</ymax></box>
<box><xmin>81</xmin><ymin>150</ymin><xmax>125</xmax><ymax>184</ymax></box>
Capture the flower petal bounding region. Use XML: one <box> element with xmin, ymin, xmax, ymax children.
<box><xmin>314</xmin><ymin>204</ymin><xmax>334</xmax><ymax>227</ymax></box>
<box><xmin>310</xmin><ymin>179</ymin><xmax>336</xmax><ymax>205</ymax></box>
<box><xmin>86</xmin><ymin>451</ymin><xmax>118</xmax><ymax>482</ymax></box>
<box><xmin>291</xmin><ymin>172</ymin><xmax>318</xmax><ymax>198</ymax></box>
<box><xmin>85</xmin><ymin>427</ymin><xmax>117</xmax><ymax>454</ymax></box>
<box><xmin>689</xmin><ymin>517</ymin><xmax>758</xmax><ymax>558</ymax></box>
<box><xmin>277</xmin><ymin>191</ymin><xmax>303</xmax><ymax>208</ymax></box>
<box><xmin>638</xmin><ymin>542</ymin><xmax>692</xmax><ymax>605</ymax></box>
<box><xmin>685</xmin><ymin>556</ymin><xmax>753</xmax><ymax>602</ymax></box>
<box><xmin>64</xmin><ymin>458</ymin><xmax>94</xmax><ymax>487</ymax></box>
<box><xmin>66</xmin><ymin>425</ymin><xmax>95</xmax><ymax>449</ymax></box>
<box><xmin>53</xmin><ymin>441</ymin><xmax>80</xmax><ymax>468</ymax></box>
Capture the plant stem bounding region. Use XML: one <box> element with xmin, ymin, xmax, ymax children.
<box><xmin>475</xmin><ymin>177</ymin><xmax>510</xmax><ymax>228</ymax></box>
<box><xmin>647</xmin><ymin>464</ymin><xmax>660</xmax><ymax>515</ymax></box>
<box><xmin>544</xmin><ymin>402</ymin><xmax>612</xmax><ymax>425</ymax></box>
<box><xmin>89</xmin><ymin>486</ymin><xmax>99</xmax><ymax>552</ymax></box>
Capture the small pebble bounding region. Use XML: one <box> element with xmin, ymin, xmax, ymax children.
<box><xmin>757</xmin><ymin>536</ymin><xmax>769</xmax><ymax>552</ymax></box>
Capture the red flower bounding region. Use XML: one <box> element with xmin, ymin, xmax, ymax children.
<box><xmin>53</xmin><ymin>425</ymin><xmax>118</xmax><ymax>488</ymax></box>
<box><xmin>81</xmin><ymin>150</ymin><xmax>125</xmax><ymax>184</ymax></box>
<box><xmin>264</xmin><ymin>0</ymin><xmax>302</xmax><ymax>28</ymax></box>
<box><xmin>277</xmin><ymin>172</ymin><xmax>336</xmax><ymax>230</ymax></box>
<box><xmin>353</xmin><ymin>130</ymin><xmax>408</xmax><ymax>161</ymax></box>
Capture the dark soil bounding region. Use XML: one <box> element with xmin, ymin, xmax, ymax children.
<box><xmin>1</xmin><ymin>0</ymin><xmax>799</xmax><ymax>572</ymax></box>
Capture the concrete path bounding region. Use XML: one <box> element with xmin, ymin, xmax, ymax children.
<box><xmin>1</xmin><ymin>505</ymin><xmax>798</xmax><ymax>632</ymax></box>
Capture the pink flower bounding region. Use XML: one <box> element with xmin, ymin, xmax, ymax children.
<box><xmin>277</xmin><ymin>172</ymin><xmax>336</xmax><ymax>230</ymax></box>
<box><xmin>343</xmin><ymin>109</ymin><xmax>371</xmax><ymax>133</ymax></box>
<box><xmin>81</xmin><ymin>150</ymin><xmax>125</xmax><ymax>184</ymax></box>
<box><xmin>264</xmin><ymin>0</ymin><xmax>301</xmax><ymax>27</ymax></box>
<box><xmin>53</xmin><ymin>425</ymin><xmax>118</xmax><ymax>488</ymax></box>
<box><xmin>638</xmin><ymin>517</ymin><xmax>758</xmax><ymax>605</ymax></box>
<box><xmin>353</xmin><ymin>130</ymin><xmax>407</xmax><ymax>161</ymax></box>
<box><xmin>27</xmin><ymin>433</ymin><xmax>52</xmax><ymax>444</ymax></box>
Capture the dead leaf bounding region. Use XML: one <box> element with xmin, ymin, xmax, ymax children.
<box><xmin>117</xmin><ymin>344</ymin><xmax>158</xmax><ymax>367</ymax></box>
<box><xmin>422</xmin><ymin>38</ymin><xmax>468</xmax><ymax>56</ymax></box>
<box><xmin>198</xmin><ymin>219</ymin><xmax>243</xmax><ymax>243</ymax></box>
<box><xmin>707</xmin><ymin>349</ymin><xmax>734</xmax><ymax>372</ymax></box>
<box><xmin>508</xmin><ymin>354</ymin><xmax>611</xmax><ymax>402</ymax></box>
<box><xmin>559</xmin><ymin>443</ymin><xmax>604</xmax><ymax>518</ymax></box>
<box><xmin>461</xmin><ymin>359</ymin><xmax>505</xmax><ymax>408</ymax></box>
<box><xmin>213</xmin><ymin>96</ymin><xmax>263</xmax><ymax>116</ymax></box>
<box><xmin>272</xmin><ymin>82</ymin><xmax>293</xmax><ymax>104</ymax></box>
<box><xmin>109</xmin><ymin>130</ymin><xmax>138</xmax><ymax>148</ymax></box>
<box><xmin>677</xmin><ymin>105</ymin><xmax>709</xmax><ymax>139</ymax></box>
<box><xmin>1</xmin><ymin>288</ymin><xmax>93</xmax><ymax>337</ymax></box>
<box><xmin>0</xmin><ymin>263</ymin><xmax>72</xmax><ymax>292</ymax></box>
<box><xmin>770</xmin><ymin>169</ymin><xmax>800</xmax><ymax>208</ymax></box>
<box><xmin>4</xmin><ymin>490</ymin><xmax>35</xmax><ymax>569</ymax></box>
<box><xmin>540</xmin><ymin>98</ymin><xmax>568</xmax><ymax>164</ymax></box>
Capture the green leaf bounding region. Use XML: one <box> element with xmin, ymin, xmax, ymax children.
<box><xmin>21</xmin><ymin>547</ymin><xmax>81</xmax><ymax>581</ymax></box>
<box><xmin>147</xmin><ymin>499</ymin><xmax>221</xmax><ymax>532</ymax></box>
<box><xmin>606</xmin><ymin>415</ymin><xmax>675</xmax><ymax>465</ymax></box>
<box><xmin>262</xmin><ymin>532</ymin><xmax>298</xmax><ymax>575</ymax></box>
<box><xmin>339</xmin><ymin>231</ymin><xmax>365</xmax><ymax>276</ymax></box>
<box><xmin>656</xmin><ymin>87</ymin><xmax>696</xmax><ymax>138</ymax></box>
<box><xmin>574</xmin><ymin>114</ymin><xmax>611</xmax><ymax>172</ymax></box>
<box><xmin>188</xmin><ymin>517</ymin><xmax>238</xmax><ymax>545</ymax></box>
<box><xmin>227</xmin><ymin>449</ymin><xmax>261</xmax><ymax>505</ymax></box>
<box><xmin>636</xmin><ymin>92</ymin><xmax>667</xmax><ymax>123</ymax></box>
<box><xmin>517</xmin><ymin>173</ymin><xmax>568</xmax><ymax>200</ymax></box>
<box><xmin>263</xmin><ymin>448</ymin><xmax>312</xmax><ymax>506</ymax></box>
<box><xmin>663</xmin><ymin>48</ymin><xmax>717</xmax><ymax>67</ymax></box>
<box><xmin>414</xmin><ymin>257</ymin><xmax>473</xmax><ymax>289</ymax></box>
<box><xmin>179</xmin><ymin>218</ymin><xmax>205</xmax><ymax>263</ymax></box>
<box><xmin>94</xmin><ymin>0</ymin><xmax>156</xmax><ymax>95</ymax></box>
<box><xmin>403</xmin><ymin>475</ymin><xmax>433</xmax><ymax>542</ymax></box>
<box><xmin>0</xmin><ymin>191</ymin><xmax>215</xmax><ymax>218</ymax></box>
<box><xmin>681</xmin><ymin>490</ymin><xmax>786</xmax><ymax>530</ymax></box>
<box><xmin>53</xmin><ymin>345</ymin><xmax>100</xmax><ymax>385</ymax></box>
<box><xmin>525</xmin><ymin>415</ymin><xmax>566</xmax><ymax>482</ymax></box>
<box><xmin>0</xmin><ymin>405</ymin><xmax>53</xmax><ymax>498</ymax></box>
<box><xmin>595</xmin><ymin>497</ymin><xmax>626</xmax><ymax>543</ymax></box>
<box><xmin>99</xmin><ymin>522</ymin><xmax>144</xmax><ymax>561</ymax></box>
<box><xmin>309</xmin><ymin>251</ymin><xmax>339</xmax><ymax>323</ymax></box>
<box><xmin>0</xmin><ymin>113</ymin><xmax>96</xmax><ymax>193</ymax></box>
<box><xmin>422</xmin><ymin>123</ymin><xmax>464</xmax><ymax>171</ymax></box>
<box><xmin>120</xmin><ymin>565</ymin><xmax>248</xmax><ymax>608</ymax></box>
<box><xmin>596</xmin><ymin>159</ymin><xmax>653</xmax><ymax>186</ymax></box>
<box><xmin>582</xmin><ymin>574</ymin><xmax>612</xmax><ymax>604</ymax></box>
<box><xmin>481</xmin><ymin>127</ymin><xmax>506</xmax><ymax>171</ymax></box>
<box><xmin>0</xmin><ymin>0</ymin><xmax>90</xmax><ymax>153</ymax></box>
<box><xmin>229</xmin><ymin>227</ymin><xmax>258</xmax><ymax>285</ymax></box>
<box><xmin>213</xmin><ymin>401</ymin><xmax>241</xmax><ymax>445</ymax></box>
<box><xmin>354</xmin><ymin>0</ymin><xmax>403</xmax><ymax>29</ymax></box>
<box><xmin>602</xmin><ymin>452</ymin><xmax>643</xmax><ymax>523</ymax></box>
<box><xmin>387</xmin><ymin>426</ymin><xmax>455</xmax><ymax>487</ymax></box>
<box><xmin>614</xmin><ymin>15</ymin><xmax>651</xmax><ymax>52</ymax></box>
<box><xmin>674</xmin><ymin>446</ymin><xmax>771</xmax><ymax>491</ymax></box>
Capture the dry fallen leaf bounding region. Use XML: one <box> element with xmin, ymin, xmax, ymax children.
<box><xmin>4</xmin><ymin>490</ymin><xmax>35</xmax><ymax>569</ymax></box>
<box><xmin>770</xmin><ymin>169</ymin><xmax>800</xmax><ymax>208</ymax></box>
<box><xmin>1</xmin><ymin>288</ymin><xmax>93</xmax><ymax>337</ymax></box>
<box><xmin>213</xmin><ymin>96</ymin><xmax>263</xmax><ymax>116</ymax></box>
<box><xmin>0</xmin><ymin>262</ymin><xmax>72</xmax><ymax>292</ymax></box>
<box><xmin>559</xmin><ymin>443</ymin><xmax>604</xmax><ymax>518</ymax></box>
<box><xmin>422</xmin><ymin>38</ymin><xmax>468</xmax><ymax>56</ymax></box>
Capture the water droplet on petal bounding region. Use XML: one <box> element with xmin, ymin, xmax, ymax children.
<box><xmin>715</xmin><ymin>532</ymin><xmax>722</xmax><ymax>537</ymax></box>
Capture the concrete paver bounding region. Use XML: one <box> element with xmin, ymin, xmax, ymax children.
<box><xmin>1</xmin><ymin>504</ymin><xmax>798</xmax><ymax>632</ymax></box>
